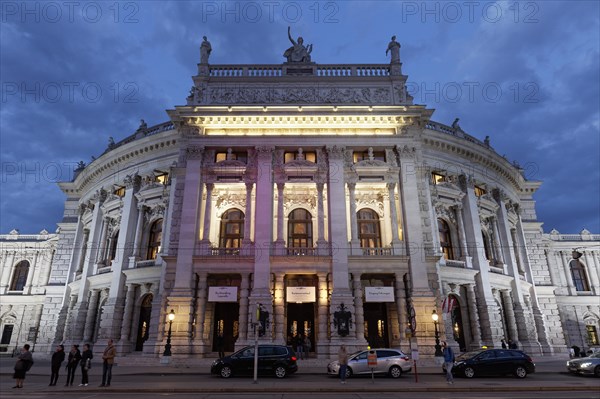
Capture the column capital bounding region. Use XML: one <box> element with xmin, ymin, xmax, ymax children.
<box><xmin>316</xmin><ymin>182</ymin><xmax>324</xmax><ymax>192</ymax></box>
<box><xmin>277</xmin><ymin>182</ymin><xmax>285</xmax><ymax>190</ymax></box>
<box><xmin>185</xmin><ymin>145</ymin><xmax>205</xmax><ymax>160</ymax></box>
<box><xmin>326</xmin><ymin>145</ymin><xmax>346</xmax><ymax>160</ymax></box>
<box><xmin>205</xmin><ymin>182</ymin><xmax>214</xmax><ymax>191</ymax></box>
<box><xmin>347</xmin><ymin>182</ymin><xmax>356</xmax><ymax>190</ymax></box>
<box><xmin>124</xmin><ymin>173</ymin><xmax>142</xmax><ymax>191</ymax></box>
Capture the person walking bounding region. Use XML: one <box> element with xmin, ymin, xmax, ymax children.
<box><xmin>100</xmin><ymin>339</ymin><xmax>116</xmax><ymax>387</ymax></box>
<box><xmin>49</xmin><ymin>344</ymin><xmax>65</xmax><ymax>386</ymax></box>
<box><xmin>442</xmin><ymin>341</ymin><xmax>455</xmax><ymax>384</ymax></box>
<box><xmin>65</xmin><ymin>344</ymin><xmax>81</xmax><ymax>386</ymax></box>
<box><xmin>79</xmin><ymin>344</ymin><xmax>93</xmax><ymax>386</ymax></box>
<box><xmin>216</xmin><ymin>334</ymin><xmax>225</xmax><ymax>359</ymax></box>
<box><xmin>338</xmin><ymin>344</ymin><xmax>348</xmax><ymax>384</ymax></box>
<box><xmin>295</xmin><ymin>335</ymin><xmax>304</xmax><ymax>360</ymax></box>
<box><xmin>303</xmin><ymin>335</ymin><xmax>312</xmax><ymax>359</ymax></box>
<box><xmin>12</xmin><ymin>344</ymin><xmax>33</xmax><ymax>389</ymax></box>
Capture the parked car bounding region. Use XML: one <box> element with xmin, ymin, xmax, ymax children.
<box><xmin>327</xmin><ymin>348</ymin><xmax>411</xmax><ymax>378</ymax></box>
<box><xmin>566</xmin><ymin>352</ymin><xmax>600</xmax><ymax>377</ymax></box>
<box><xmin>448</xmin><ymin>349</ymin><xmax>535</xmax><ymax>378</ymax></box>
<box><xmin>211</xmin><ymin>345</ymin><xmax>298</xmax><ymax>378</ymax></box>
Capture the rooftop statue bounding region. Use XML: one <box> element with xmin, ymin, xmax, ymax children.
<box><xmin>284</xmin><ymin>26</ymin><xmax>313</xmax><ymax>63</ymax></box>
<box><xmin>200</xmin><ymin>36</ymin><xmax>212</xmax><ymax>64</ymax></box>
<box><xmin>386</xmin><ymin>35</ymin><xmax>401</xmax><ymax>64</ymax></box>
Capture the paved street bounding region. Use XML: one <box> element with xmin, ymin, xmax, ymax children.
<box><xmin>1</xmin><ymin>355</ymin><xmax>598</xmax><ymax>398</ymax></box>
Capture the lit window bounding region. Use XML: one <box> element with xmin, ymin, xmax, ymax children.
<box><xmin>287</xmin><ymin>209</ymin><xmax>313</xmax><ymax>248</ymax></box>
<box><xmin>474</xmin><ymin>186</ymin><xmax>486</xmax><ymax>197</ymax></box>
<box><xmin>284</xmin><ymin>151</ymin><xmax>316</xmax><ymax>163</ymax></box>
<box><xmin>438</xmin><ymin>219</ymin><xmax>454</xmax><ymax>260</ymax></box>
<box><xmin>353</xmin><ymin>151</ymin><xmax>385</xmax><ymax>163</ymax></box>
<box><xmin>587</xmin><ymin>325</ymin><xmax>599</xmax><ymax>346</ymax></box>
<box><xmin>357</xmin><ymin>209</ymin><xmax>381</xmax><ymax>248</ymax></box>
<box><xmin>215</xmin><ymin>151</ymin><xmax>247</xmax><ymax>163</ymax></box>
<box><xmin>147</xmin><ymin>219</ymin><xmax>163</xmax><ymax>260</ymax></box>
<box><xmin>155</xmin><ymin>172</ymin><xmax>168</xmax><ymax>185</ymax></box>
<box><xmin>431</xmin><ymin>172</ymin><xmax>446</xmax><ymax>185</ymax></box>
<box><xmin>114</xmin><ymin>186</ymin><xmax>126</xmax><ymax>197</ymax></box>
<box><xmin>219</xmin><ymin>209</ymin><xmax>245</xmax><ymax>249</ymax></box>
<box><xmin>570</xmin><ymin>259</ymin><xmax>591</xmax><ymax>291</ymax></box>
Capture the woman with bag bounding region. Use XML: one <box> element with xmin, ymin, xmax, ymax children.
<box><xmin>13</xmin><ymin>344</ymin><xmax>33</xmax><ymax>389</ymax></box>
<box><xmin>79</xmin><ymin>344</ymin><xmax>93</xmax><ymax>387</ymax></box>
<box><xmin>65</xmin><ymin>344</ymin><xmax>81</xmax><ymax>386</ymax></box>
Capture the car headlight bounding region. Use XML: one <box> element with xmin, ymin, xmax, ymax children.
<box><xmin>580</xmin><ymin>362</ymin><xmax>592</xmax><ymax>368</ymax></box>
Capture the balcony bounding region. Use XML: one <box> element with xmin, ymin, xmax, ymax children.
<box><xmin>445</xmin><ymin>259</ymin><xmax>467</xmax><ymax>268</ymax></box>
<box><xmin>361</xmin><ymin>247</ymin><xmax>394</xmax><ymax>256</ymax></box>
<box><xmin>136</xmin><ymin>259</ymin><xmax>156</xmax><ymax>268</ymax></box>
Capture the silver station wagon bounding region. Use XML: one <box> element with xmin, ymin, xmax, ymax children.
<box><xmin>327</xmin><ymin>348</ymin><xmax>412</xmax><ymax>378</ymax></box>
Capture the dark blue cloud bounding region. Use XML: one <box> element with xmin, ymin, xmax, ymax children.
<box><xmin>1</xmin><ymin>1</ymin><xmax>598</xmax><ymax>234</ymax></box>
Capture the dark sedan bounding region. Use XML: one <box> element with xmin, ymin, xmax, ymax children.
<box><xmin>449</xmin><ymin>349</ymin><xmax>535</xmax><ymax>378</ymax></box>
<box><xmin>210</xmin><ymin>345</ymin><xmax>298</xmax><ymax>378</ymax></box>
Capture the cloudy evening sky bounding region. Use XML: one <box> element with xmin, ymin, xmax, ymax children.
<box><xmin>1</xmin><ymin>0</ymin><xmax>599</xmax><ymax>234</ymax></box>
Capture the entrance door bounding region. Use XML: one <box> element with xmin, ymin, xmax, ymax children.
<box><xmin>135</xmin><ymin>294</ymin><xmax>153</xmax><ymax>351</ymax></box>
<box><xmin>212</xmin><ymin>302</ymin><xmax>239</xmax><ymax>353</ymax></box>
<box><xmin>450</xmin><ymin>295</ymin><xmax>466</xmax><ymax>351</ymax></box>
<box><xmin>286</xmin><ymin>303</ymin><xmax>315</xmax><ymax>352</ymax></box>
<box><xmin>363</xmin><ymin>302</ymin><xmax>389</xmax><ymax>348</ymax></box>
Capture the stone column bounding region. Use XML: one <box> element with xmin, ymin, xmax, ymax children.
<box><xmin>82</xmin><ymin>290</ymin><xmax>100</xmax><ymax>342</ymax></box>
<box><xmin>96</xmin><ymin>217</ymin><xmax>109</xmax><ymax>264</ymax></box>
<box><xmin>347</xmin><ymin>182</ymin><xmax>359</xmax><ymax>255</ymax></box>
<box><xmin>464</xmin><ymin>284</ymin><xmax>482</xmax><ymax>349</ymax></box>
<box><xmin>316</xmin><ymin>272</ymin><xmax>329</xmax><ymax>356</ymax></box>
<box><xmin>394</xmin><ymin>274</ymin><xmax>407</xmax><ymax>350</ymax></box>
<box><xmin>454</xmin><ymin>205</ymin><xmax>470</xmax><ymax>263</ymax></box>
<box><xmin>61</xmin><ymin>295</ymin><xmax>78</xmax><ymax>343</ymax></box>
<box><xmin>490</xmin><ymin>217</ymin><xmax>505</xmax><ymax>266</ymax></box>
<box><xmin>352</xmin><ymin>274</ymin><xmax>365</xmax><ymax>341</ymax></box>
<box><xmin>273</xmin><ymin>273</ymin><xmax>286</xmax><ymax>344</ymax></box>
<box><xmin>118</xmin><ymin>284</ymin><xmax>137</xmax><ymax>351</ymax></box>
<box><xmin>202</xmin><ymin>183</ymin><xmax>214</xmax><ymax>242</ymax></box>
<box><xmin>500</xmin><ymin>290</ymin><xmax>519</xmax><ymax>343</ymax></box>
<box><xmin>0</xmin><ymin>251</ymin><xmax>15</xmax><ymax>293</ymax></box>
<box><xmin>132</xmin><ymin>203</ymin><xmax>145</xmax><ymax>259</ymax></box>
<box><xmin>243</xmin><ymin>182</ymin><xmax>254</xmax><ymax>246</ymax></box>
<box><xmin>387</xmin><ymin>182</ymin><xmax>401</xmax><ymax>245</ymax></box>
<box><xmin>510</xmin><ymin>229</ymin><xmax>522</xmax><ymax>273</ymax></box>
<box><xmin>274</xmin><ymin>182</ymin><xmax>285</xmax><ymax>251</ymax></box>
<box><xmin>316</xmin><ymin>182</ymin><xmax>327</xmax><ymax>253</ymax></box>
<box><xmin>238</xmin><ymin>274</ymin><xmax>250</xmax><ymax>343</ymax></box>
<box><xmin>193</xmin><ymin>272</ymin><xmax>208</xmax><ymax>352</ymax></box>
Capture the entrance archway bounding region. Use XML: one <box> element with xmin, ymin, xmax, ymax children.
<box><xmin>212</xmin><ymin>302</ymin><xmax>239</xmax><ymax>353</ymax></box>
<box><xmin>449</xmin><ymin>294</ymin><xmax>466</xmax><ymax>351</ymax></box>
<box><xmin>286</xmin><ymin>303</ymin><xmax>315</xmax><ymax>353</ymax></box>
<box><xmin>363</xmin><ymin>302</ymin><xmax>389</xmax><ymax>348</ymax></box>
<box><xmin>135</xmin><ymin>294</ymin><xmax>153</xmax><ymax>351</ymax></box>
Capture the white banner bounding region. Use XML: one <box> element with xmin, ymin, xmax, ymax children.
<box><xmin>208</xmin><ymin>286</ymin><xmax>238</xmax><ymax>302</ymax></box>
<box><xmin>364</xmin><ymin>286</ymin><xmax>395</xmax><ymax>302</ymax></box>
<box><xmin>286</xmin><ymin>286</ymin><xmax>316</xmax><ymax>303</ymax></box>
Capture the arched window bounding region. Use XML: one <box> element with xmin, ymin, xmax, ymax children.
<box><xmin>108</xmin><ymin>230</ymin><xmax>119</xmax><ymax>263</ymax></box>
<box><xmin>570</xmin><ymin>259</ymin><xmax>591</xmax><ymax>291</ymax></box>
<box><xmin>146</xmin><ymin>219</ymin><xmax>163</xmax><ymax>260</ymax></box>
<box><xmin>9</xmin><ymin>261</ymin><xmax>29</xmax><ymax>291</ymax></box>
<box><xmin>219</xmin><ymin>209</ymin><xmax>244</xmax><ymax>249</ymax></box>
<box><xmin>287</xmin><ymin>209</ymin><xmax>313</xmax><ymax>248</ymax></box>
<box><xmin>482</xmin><ymin>231</ymin><xmax>492</xmax><ymax>261</ymax></box>
<box><xmin>357</xmin><ymin>209</ymin><xmax>381</xmax><ymax>248</ymax></box>
<box><xmin>438</xmin><ymin>219</ymin><xmax>454</xmax><ymax>260</ymax></box>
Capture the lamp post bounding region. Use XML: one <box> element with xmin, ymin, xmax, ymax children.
<box><xmin>163</xmin><ymin>309</ymin><xmax>175</xmax><ymax>357</ymax></box>
<box><xmin>432</xmin><ymin>309</ymin><xmax>443</xmax><ymax>357</ymax></box>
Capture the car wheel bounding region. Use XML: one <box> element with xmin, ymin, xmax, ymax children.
<box><xmin>389</xmin><ymin>365</ymin><xmax>402</xmax><ymax>378</ymax></box>
<box><xmin>514</xmin><ymin>366</ymin><xmax>527</xmax><ymax>379</ymax></box>
<box><xmin>464</xmin><ymin>367</ymin><xmax>475</xmax><ymax>378</ymax></box>
<box><xmin>594</xmin><ymin>365</ymin><xmax>600</xmax><ymax>378</ymax></box>
<box><xmin>220</xmin><ymin>365</ymin><xmax>233</xmax><ymax>378</ymax></box>
<box><xmin>274</xmin><ymin>366</ymin><xmax>287</xmax><ymax>378</ymax></box>
<box><xmin>345</xmin><ymin>367</ymin><xmax>353</xmax><ymax>378</ymax></box>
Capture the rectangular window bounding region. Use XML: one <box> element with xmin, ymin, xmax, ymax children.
<box><xmin>587</xmin><ymin>325</ymin><xmax>599</xmax><ymax>346</ymax></box>
<box><xmin>474</xmin><ymin>186</ymin><xmax>486</xmax><ymax>197</ymax></box>
<box><xmin>155</xmin><ymin>172</ymin><xmax>169</xmax><ymax>185</ymax></box>
<box><xmin>114</xmin><ymin>186</ymin><xmax>125</xmax><ymax>197</ymax></box>
<box><xmin>431</xmin><ymin>172</ymin><xmax>446</xmax><ymax>185</ymax></box>
<box><xmin>0</xmin><ymin>325</ymin><xmax>14</xmax><ymax>345</ymax></box>
<box><xmin>353</xmin><ymin>151</ymin><xmax>385</xmax><ymax>163</ymax></box>
<box><xmin>284</xmin><ymin>151</ymin><xmax>316</xmax><ymax>163</ymax></box>
<box><xmin>215</xmin><ymin>152</ymin><xmax>247</xmax><ymax>163</ymax></box>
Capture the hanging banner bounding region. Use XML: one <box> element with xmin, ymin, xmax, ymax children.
<box><xmin>365</xmin><ymin>286</ymin><xmax>395</xmax><ymax>302</ymax></box>
<box><xmin>208</xmin><ymin>286</ymin><xmax>238</xmax><ymax>302</ymax></box>
<box><xmin>286</xmin><ymin>287</ymin><xmax>316</xmax><ymax>303</ymax></box>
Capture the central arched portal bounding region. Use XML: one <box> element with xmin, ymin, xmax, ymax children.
<box><xmin>135</xmin><ymin>294</ymin><xmax>153</xmax><ymax>351</ymax></box>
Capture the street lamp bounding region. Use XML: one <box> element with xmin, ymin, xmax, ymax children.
<box><xmin>163</xmin><ymin>309</ymin><xmax>175</xmax><ymax>357</ymax></box>
<box><xmin>432</xmin><ymin>309</ymin><xmax>443</xmax><ymax>357</ymax></box>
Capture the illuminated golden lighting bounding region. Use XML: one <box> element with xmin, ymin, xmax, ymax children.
<box><xmin>168</xmin><ymin>309</ymin><xmax>175</xmax><ymax>321</ymax></box>
<box><xmin>227</xmin><ymin>106</ymin><xmax>232</xmax><ymax>112</ymax></box>
<box><xmin>263</xmin><ymin>106</ymin><xmax>268</xmax><ymax>112</ymax></box>
<box><xmin>432</xmin><ymin>309</ymin><xmax>439</xmax><ymax>322</ymax></box>
<box><xmin>298</xmin><ymin>106</ymin><xmax>303</xmax><ymax>112</ymax></box>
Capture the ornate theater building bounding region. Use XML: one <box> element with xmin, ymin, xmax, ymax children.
<box><xmin>1</xmin><ymin>33</ymin><xmax>599</xmax><ymax>359</ymax></box>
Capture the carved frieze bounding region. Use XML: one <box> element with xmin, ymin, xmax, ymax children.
<box><xmin>284</xmin><ymin>193</ymin><xmax>317</xmax><ymax>213</ymax></box>
<box><xmin>202</xmin><ymin>86</ymin><xmax>393</xmax><ymax>105</ymax></box>
<box><xmin>215</xmin><ymin>192</ymin><xmax>246</xmax><ymax>216</ymax></box>
<box><xmin>355</xmin><ymin>192</ymin><xmax>385</xmax><ymax>217</ymax></box>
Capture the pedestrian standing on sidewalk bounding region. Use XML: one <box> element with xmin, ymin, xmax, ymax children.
<box><xmin>100</xmin><ymin>339</ymin><xmax>116</xmax><ymax>387</ymax></box>
<box><xmin>442</xmin><ymin>341</ymin><xmax>455</xmax><ymax>385</ymax></box>
<box><xmin>295</xmin><ymin>335</ymin><xmax>305</xmax><ymax>360</ymax></box>
<box><xmin>303</xmin><ymin>335</ymin><xmax>312</xmax><ymax>359</ymax></box>
<box><xmin>65</xmin><ymin>344</ymin><xmax>81</xmax><ymax>386</ymax></box>
<box><xmin>216</xmin><ymin>334</ymin><xmax>225</xmax><ymax>359</ymax></box>
<box><xmin>80</xmin><ymin>344</ymin><xmax>93</xmax><ymax>386</ymax></box>
<box><xmin>338</xmin><ymin>344</ymin><xmax>348</xmax><ymax>384</ymax></box>
<box><xmin>12</xmin><ymin>344</ymin><xmax>33</xmax><ymax>389</ymax></box>
<box><xmin>49</xmin><ymin>344</ymin><xmax>65</xmax><ymax>386</ymax></box>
